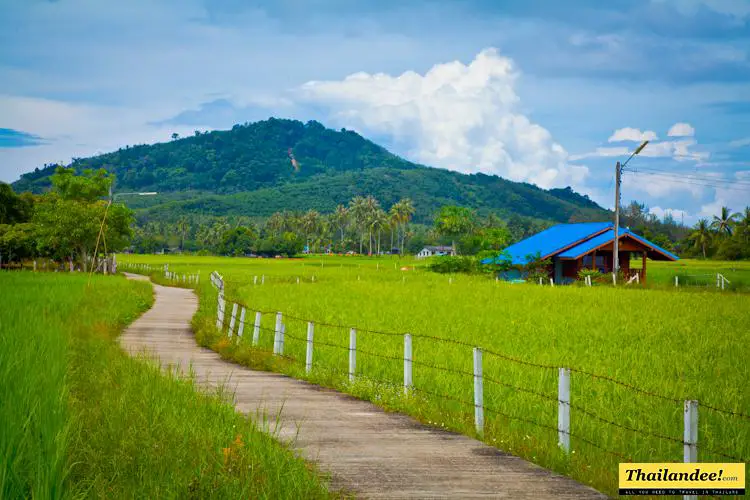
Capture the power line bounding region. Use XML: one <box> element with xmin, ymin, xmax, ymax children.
<box><xmin>633</xmin><ymin>166</ymin><xmax>750</xmax><ymax>187</ymax></box>
<box><xmin>629</xmin><ymin>171</ymin><xmax>750</xmax><ymax>192</ymax></box>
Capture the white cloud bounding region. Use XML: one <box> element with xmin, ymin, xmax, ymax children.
<box><xmin>608</xmin><ymin>127</ymin><xmax>658</xmax><ymax>143</ymax></box>
<box><xmin>667</xmin><ymin>122</ymin><xmax>695</xmax><ymax>137</ymax></box>
<box><xmin>297</xmin><ymin>48</ymin><xmax>589</xmax><ymax>189</ymax></box>
<box><xmin>729</xmin><ymin>137</ymin><xmax>750</xmax><ymax>148</ymax></box>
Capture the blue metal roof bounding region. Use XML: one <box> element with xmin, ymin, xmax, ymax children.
<box><xmin>481</xmin><ymin>222</ymin><xmax>612</xmax><ymax>265</ymax></box>
<box><xmin>482</xmin><ymin>222</ymin><xmax>679</xmax><ymax>265</ymax></box>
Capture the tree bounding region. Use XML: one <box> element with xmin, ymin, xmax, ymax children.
<box><xmin>301</xmin><ymin>209</ymin><xmax>320</xmax><ymax>252</ymax></box>
<box><xmin>711</xmin><ymin>206</ymin><xmax>740</xmax><ymax>237</ymax></box>
<box><xmin>171</xmin><ymin>132</ymin><xmax>179</xmax><ymax>141</ymax></box>
<box><xmin>689</xmin><ymin>219</ymin><xmax>712</xmax><ymax>259</ymax></box>
<box><xmin>50</xmin><ymin>167</ymin><xmax>110</xmax><ymax>202</ymax></box>
<box><xmin>434</xmin><ymin>206</ymin><xmax>475</xmax><ymax>255</ymax></box>
<box><xmin>348</xmin><ymin>196</ymin><xmax>368</xmax><ymax>254</ymax></box>
<box><xmin>176</xmin><ymin>216</ymin><xmax>189</xmax><ymax>252</ymax></box>
<box><xmin>390</xmin><ymin>198</ymin><xmax>415</xmax><ymax>254</ymax></box>
<box><xmin>218</xmin><ymin>226</ymin><xmax>256</xmax><ymax>256</ymax></box>
<box><xmin>0</xmin><ymin>183</ymin><xmax>34</xmax><ymax>224</ymax></box>
<box><xmin>331</xmin><ymin>205</ymin><xmax>349</xmax><ymax>251</ymax></box>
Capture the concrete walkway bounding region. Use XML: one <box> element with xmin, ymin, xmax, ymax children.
<box><xmin>121</xmin><ymin>274</ymin><xmax>606</xmax><ymax>499</ymax></box>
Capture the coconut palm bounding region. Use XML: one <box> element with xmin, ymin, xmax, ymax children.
<box><xmin>370</xmin><ymin>208</ymin><xmax>389</xmax><ymax>255</ymax></box>
<box><xmin>391</xmin><ymin>198</ymin><xmax>415</xmax><ymax>254</ymax></box>
<box><xmin>176</xmin><ymin>216</ymin><xmax>190</xmax><ymax>252</ymax></box>
<box><xmin>301</xmin><ymin>209</ymin><xmax>320</xmax><ymax>252</ymax></box>
<box><xmin>710</xmin><ymin>206</ymin><xmax>740</xmax><ymax>236</ymax></box>
<box><xmin>331</xmin><ymin>204</ymin><xmax>349</xmax><ymax>251</ymax></box>
<box><xmin>689</xmin><ymin>218</ymin><xmax>712</xmax><ymax>259</ymax></box>
<box><xmin>348</xmin><ymin>196</ymin><xmax>368</xmax><ymax>254</ymax></box>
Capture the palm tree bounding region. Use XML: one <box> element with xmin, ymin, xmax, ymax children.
<box><xmin>371</xmin><ymin>208</ymin><xmax>389</xmax><ymax>255</ymax></box>
<box><xmin>301</xmin><ymin>209</ymin><xmax>320</xmax><ymax>252</ymax></box>
<box><xmin>739</xmin><ymin>207</ymin><xmax>750</xmax><ymax>243</ymax></box>
<box><xmin>176</xmin><ymin>216</ymin><xmax>190</xmax><ymax>252</ymax></box>
<box><xmin>332</xmin><ymin>204</ymin><xmax>349</xmax><ymax>251</ymax></box>
<box><xmin>689</xmin><ymin>219</ymin><xmax>712</xmax><ymax>259</ymax></box>
<box><xmin>710</xmin><ymin>206</ymin><xmax>740</xmax><ymax>236</ymax></box>
<box><xmin>348</xmin><ymin>196</ymin><xmax>368</xmax><ymax>254</ymax></box>
<box><xmin>391</xmin><ymin>198</ymin><xmax>415</xmax><ymax>254</ymax></box>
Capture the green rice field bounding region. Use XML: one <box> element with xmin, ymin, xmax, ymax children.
<box><xmin>0</xmin><ymin>271</ymin><xmax>334</xmax><ymax>499</ymax></box>
<box><xmin>120</xmin><ymin>254</ymin><xmax>750</xmax><ymax>497</ymax></box>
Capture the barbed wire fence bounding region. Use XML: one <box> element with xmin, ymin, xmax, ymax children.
<box><xmin>205</xmin><ymin>270</ymin><xmax>748</xmax><ymax>472</ymax></box>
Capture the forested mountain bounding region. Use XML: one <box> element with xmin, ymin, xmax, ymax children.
<box><xmin>12</xmin><ymin>118</ymin><xmax>607</xmax><ymax>224</ymax></box>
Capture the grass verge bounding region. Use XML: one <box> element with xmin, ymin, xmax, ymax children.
<box><xmin>0</xmin><ymin>271</ymin><xmax>334</xmax><ymax>499</ymax></box>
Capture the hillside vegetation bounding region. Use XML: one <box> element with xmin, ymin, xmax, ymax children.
<box><xmin>12</xmin><ymin>118</ymin><xmax>606</xmax><ymax>224</ymax></box>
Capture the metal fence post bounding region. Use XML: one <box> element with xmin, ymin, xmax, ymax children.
<box><xmin>252</xmin><ymin>311</ymin><xmax>261</xmax><ymax>346</ymax></box>
<box><xmin>237</xmin><ymin>307</ymin><xmax>246</xmax><ymax>339</ymax></box>
<box><xmin>349</xmin><ymin>328</ymin><xmax>356</xmax><ymax>382</ymax></box>
<box><xmin>558</xmin><ymin>368</ymin><xmax>571</xmax><ymax>453</ymax></box>
<box><xmin>228</xmin><ymin>303</ymin><xmax>238</xmax><ymax>337</ymax></box>
<box><xmin>684</xmin><ymin>400</ymin><xmax>698</xmax><ymax>500</ymax></box>
<box><xmin>274</xmin><ymin>312</ymin><xmax>282</xmax><ymax>355</ymax></box>
<box><xmin>473</xmin><ymin>348</ymin><xmax>483</xmax><ymax>436</ymax></box>
<box><xmin>306</xmin><ymin>322</ymin><xmax>314</xmax><ymax>373</ymax></box>
<box><xmin>404</xmin><ymin>333</ymin><xmax>413</xmax><ymax>395</ymax></box>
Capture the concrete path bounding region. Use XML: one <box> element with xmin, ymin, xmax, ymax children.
<box><xmin>121</xmin><ymin>274</ymin><xmax>606</xmax><ymax>499</ymax></box>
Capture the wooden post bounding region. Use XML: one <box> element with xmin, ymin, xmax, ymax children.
<box><xmin>228</xmin><ymin>303</ymin><xmax>238</xmax><ymax>337</ymax></box>
<box><xmin>252</xmin><ymin>311</ymin><xmax>261</xmax><ymax>346</ymax></box>
<box><xmin>237</xmin><ymin>307</ymin><xmax>246</xmax><ymax>339</ymax></box>
<box><xmin>404</xmin><ymin>333</ymin><xmax>412</xmax><ymax>395</ymax></box>
<box><xmin>558</xmin><ymin>368</ymin><xmax>571</xmax><ymax>453</ymax></box>
<box><xmin>641</xmin><ymin>252</ymin><xmax>647</xmax><ymax>285</ymax></box>
<box><xmin>306</xmin><ymin>322</ymin><xmax>314</xmax><ymax>373</ymax></box>
<box><xmin>473</xmin><ymin>348</ymin><xmax>483</xmax><ymax>436</ymax></box>
<box><xmin>349</xmin><ymin>328</ymin><xmax>356</xmax><ymax>382</ymax></box>
<box><xmin>684</xmin><ymin>400</ymin><xmax>698</xmax><ymax>500</ymax></box>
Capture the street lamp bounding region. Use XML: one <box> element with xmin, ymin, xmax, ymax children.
<box><xmin>89</xmin><ymin>190</ymin><xmax>157</xmax><ymax>284</ymax></box>
<box><xmin>613</xmin><ymin>140</ymin><xmax>648</xmax><ymax>283</ymax></box>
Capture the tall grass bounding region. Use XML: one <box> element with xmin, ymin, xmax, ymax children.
<box><xmin>122</xmin><ymin>254</ymin><xmax>750</xmax><ymax>496</ymax></box>
<box><xmin>0</xmin><ymin>272</ymin><xmax>335</xmax><ymax>499</ymax></box>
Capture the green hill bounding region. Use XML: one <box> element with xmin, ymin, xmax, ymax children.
<box><xmin>12</xmin><ymin>118</ymin><xmax>607</xmax><ymax>223</ymax></box>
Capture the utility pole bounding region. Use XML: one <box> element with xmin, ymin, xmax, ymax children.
<box><xmin>612</xmin><ymin>140</ymin><xmax>649</xmax><ymax>285</ymax></box>
<box><xmin>613</xmin><ymin>161</ymin><xmax>621</xmax><ymax>283</ymax></box>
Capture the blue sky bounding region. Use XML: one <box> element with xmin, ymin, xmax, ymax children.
<box><xmin>1</xmin><ymin>0</ymin><xmax>749</xmax><ymax>223</ymax></box>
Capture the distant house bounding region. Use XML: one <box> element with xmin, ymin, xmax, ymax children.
<box><xmin>416</xmin><ymin>245</ymin><xmax>455</xmax><ymax>259</ymax></box>
<box><xmin>482</xmin><ymin>222</ymin><xmax>678</xmax><ymax>284</ymax></box>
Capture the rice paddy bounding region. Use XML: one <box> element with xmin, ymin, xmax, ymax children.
<box><xmin>120</xmin><ymin>254</ymin><xmax>750</xmax><ymax>496</ymax></box>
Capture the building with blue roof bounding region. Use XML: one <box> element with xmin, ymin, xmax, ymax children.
<box><xmin>482</xmin><ymin>222</ymin><xmax>678</xmax><ymax>284</ymax></box>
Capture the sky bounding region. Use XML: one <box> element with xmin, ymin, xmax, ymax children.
<box><xmin>1</xmin><ymin>0</ymin><xmax>749</xmax><ymax>224</ymax></box>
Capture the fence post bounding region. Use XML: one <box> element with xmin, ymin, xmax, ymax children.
<box><xmin>216</xmin><ymin>293</ymin><xmax>225</xmax><ymax>330</ymax></box>
<box><xmin>404</xmin><ymin>333</ymin><xmax>413</xmax><ymax>395</ymax></box>
<box><xmin>228</xmin><ymin>303</ymin><xmax>238</xmax><ymax>337</ymax></box>
<box><xmin>274</xmin><ymin>312</ymin><xmax>282</xmax><ymax>355</ymax></box>
<box><xmin>237</xmin><ymin>307</ymin><xmax>246</xmax><ymax>339</ymax></box>
<box><xmin>473</xmin><ymin>348</ymin><xmax>484</xmax><ymax>436</ymax></box>
<box><xmin>279</xmin><ymin>324</ymin><xmax>285</xmax><ymax>355</ymax></box>
<box><xmin>253</xmin><ymin>311</ymin><xmax>261</xmax><ymax>346</ymax></box>
<box><xmin>675</xmin><ymin>276</ymin><xmax>679</xmax><ymax>287</ymax></box>
<box><xmin>254</xmin><ymin>276</ymin><xmax>257</xmax><ymax>285</ymax></box>
<box><xmin>349</xmin><ymin>328</ymin><xmax>356</xmax><ymax>382</ymax></box>
<box><xmin>558</xmin><ymin>368</ymin><xmax>571</xmax><ymax>453</ymax></box>
<box><xmin>684</xmin><ymin>400</ymin><xmax>698</xmax><ymax>500</ymax></box>
<box><xmin>550</xmin><ymin>278</ymin><xmax>554</xmax><ymax>287</ymax></box>
<box><xmin>306</xmin><ymin>322</ymin><xmax>314</xmax><ymax>373</ymax></box>
<box><xmin>262</xmin><ymin>275</ymin><xmax>265</xmax><ymax>285</ymax></box>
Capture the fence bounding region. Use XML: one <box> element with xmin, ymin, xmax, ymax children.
<box><xmin>207</xmin><ymin>270</ymin><xmax>747</xmax><ymax>482</ymax></box>
<box><xmin>673</xmin><ymin>273</ymin><xmax>731</xmax><ymax>290</ymax></box>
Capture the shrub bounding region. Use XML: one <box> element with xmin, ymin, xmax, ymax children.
<box><xmin>427</xmin><ymin>255</ymin><xmax>476</xmax><ymax>274</ymax></box>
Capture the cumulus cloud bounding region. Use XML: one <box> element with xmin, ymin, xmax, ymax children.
<box><xmin>608</xmin><ymin>127</ymin><xmax>658</xmax><ymax>143</ymax></box>
<box><xmin>649</xmin><ymin>206</ymin><xmax>690</xmax><ymax>222</ymax></box>
<box><xmin>296</xmin><ymin>48</ymin><xmax>589</xmax><ymax>189</ymax></box>
<box><xmin>667</xmin><ymin>122</ymin><xmax>695</xmax><ymax>137</ymax></box>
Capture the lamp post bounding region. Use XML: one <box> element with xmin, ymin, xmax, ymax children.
<box><xmin>88</xmin><ymin>190</ymin><xmax>157</xmax><ymax>284</ymax></box>
<box><xmin>613</xmin><ymin>140</ymin><xmax>648</xmax><ymax>283</ymax></box>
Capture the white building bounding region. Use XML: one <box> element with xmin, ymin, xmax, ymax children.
<box><xmin>415</xmin><ymin>246</ymin><xmax>455</xmax><ymax>259</ymax></box>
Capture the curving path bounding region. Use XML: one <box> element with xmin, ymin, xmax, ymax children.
<box><xmin>121</xmin><ymin>274</ymin><xmax>606</xmax><ymax>499</ymax></box>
